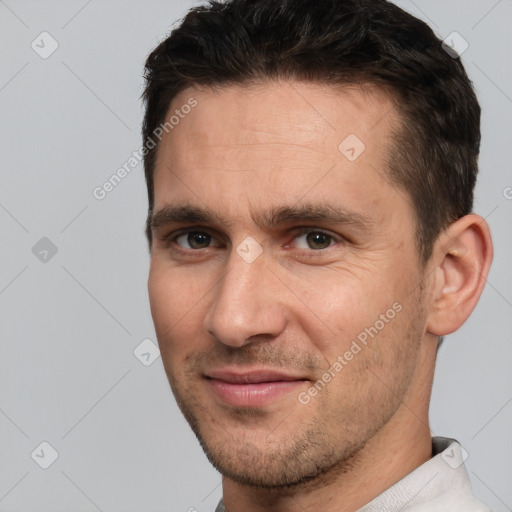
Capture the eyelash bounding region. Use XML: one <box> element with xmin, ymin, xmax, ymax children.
<box><xmin>162</xmin><ymin>227</ymin><xmax>342</xmax><ymax>254</ymax></box>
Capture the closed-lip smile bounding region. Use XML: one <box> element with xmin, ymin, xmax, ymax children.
<box><xmin>204</xmin><ymin>367</ymin><xmax>309</xmax><ymax>407</ymax></box>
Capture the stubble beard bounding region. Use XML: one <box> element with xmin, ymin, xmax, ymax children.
<box><xmin>165</xmin><ymin>291</ymin><xmax>426</xmax><ymax>490</ymax></box>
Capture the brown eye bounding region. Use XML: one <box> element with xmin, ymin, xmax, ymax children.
<box><xmin>306</xmin><ymin>232</ymin><xmax>333</xmax><ymax>250</ymax></box>
<box><xmin>176</xmin><ymin>231</ymin><xmax>212</xmax><ymax>249</ymax></box>
<box><xmin>292</xmin><ymin>229</ymin><xmax>337</xmax><ymax>251</ymax></box>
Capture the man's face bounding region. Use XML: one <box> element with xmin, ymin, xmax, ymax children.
<box><xmin>148</xmin><ymin>82</ymin><xmax>430</xmax><ymax>487</ymax></box>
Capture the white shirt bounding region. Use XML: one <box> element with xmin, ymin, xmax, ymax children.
<box><xmin>215</xmin><ymin>437</ymin><xmax>492</xmax><ymax>511</ymax></box>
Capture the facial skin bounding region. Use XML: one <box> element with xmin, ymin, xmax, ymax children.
<box><xmin>147</xmin><ymin>81</ymin><xmax>492</xmax><ymax>512</ymax></box>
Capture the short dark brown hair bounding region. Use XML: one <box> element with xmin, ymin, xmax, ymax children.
<box><xmin>142</xmin><ymin>0</ymin><xmax>480</xmax><ymax>263</ymax></box>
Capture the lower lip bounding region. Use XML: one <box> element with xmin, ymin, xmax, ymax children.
<box><xmin>207</xmin><ymin>379</ymin><xmax>306</xmax><ymax>407</ymax></box>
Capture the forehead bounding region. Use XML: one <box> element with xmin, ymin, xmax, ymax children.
<box><xmin>152</xmin><ymin>80</ymin><xmax>406</xmax><ymax>223</ymax></box>
<box><xmin>158</xmin><ymin>81</ymin><xmax>397</xmax><ymax>167</ymax></box>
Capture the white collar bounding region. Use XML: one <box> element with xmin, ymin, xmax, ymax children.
<box><xmin>358</xmin><ymin>437</ymin><xmax>490</xmax><ymax>511</ymax></box>
<box><xmin>215</xmin><ymin>437</ymin><xmax>491</xmax><ymax>512</ymax></box>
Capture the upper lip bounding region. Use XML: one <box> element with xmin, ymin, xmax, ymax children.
<box><xmin>205</xmin><ymin>368</ymin><xmax>307</xmax><ymax>384</ymax></box>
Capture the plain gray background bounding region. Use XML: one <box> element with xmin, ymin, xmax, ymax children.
<box><xmin>0</xmin><ymin>0</ymin><xmax>511</xmax><ymax>511</ymax></box>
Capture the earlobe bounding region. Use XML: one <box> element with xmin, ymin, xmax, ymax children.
<box><xmin>427</xmin><ymin>214</ymin><xmax>493</xmax><ymax>336</ymax></box>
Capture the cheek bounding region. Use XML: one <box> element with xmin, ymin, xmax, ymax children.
<box><xmin>148</xmin><ymin>264</ymin><xmax>207</xmax><ymax>352</ymax></box>
<box><xmin>291</xmin><ymin>267</ymin><xmax>400</xmax><ymax>358</ymax></box>
<box><xmin>317</xmin><ymin>305</ymin><xmax>419</xmax><ymax>426</ymax></box>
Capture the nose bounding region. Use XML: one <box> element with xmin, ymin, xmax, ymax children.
<box><xmin>203</xmin><ymin>250</ymin><xmax>288</xmax><ymax>348</ymax></box>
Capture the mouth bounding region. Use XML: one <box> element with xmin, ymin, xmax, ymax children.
<box><xmin>204</xmin><ymin>367</ymin><xmax>309</xmax><ymax>407</ymax></box>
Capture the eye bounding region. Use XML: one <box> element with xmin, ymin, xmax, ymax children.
<box><xmin>175</xmin><ymin>231</ymin><xmax>214</xmax><ymax>249</ymax></box>
<box><xmin>293</xmin><ymin>230</ymin><xmax>337</xmax><ymax>250</ymax></box>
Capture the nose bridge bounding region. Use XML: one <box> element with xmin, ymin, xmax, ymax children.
<box><xmin>204</xmin><ymin>251</ymin><xmax>286</xmax><ymax>347</ymax></box>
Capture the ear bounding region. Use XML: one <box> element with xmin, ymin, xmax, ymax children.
<box><xmin>427</xmin><ymin>214</ymin><xmax>493</xmax><ymax>336</ymax></box>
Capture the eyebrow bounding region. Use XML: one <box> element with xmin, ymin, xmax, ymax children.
<box><xmin>150</xmin><ymin>202</ymin><xmax>375</xmax><ymax>232</ymax></box>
